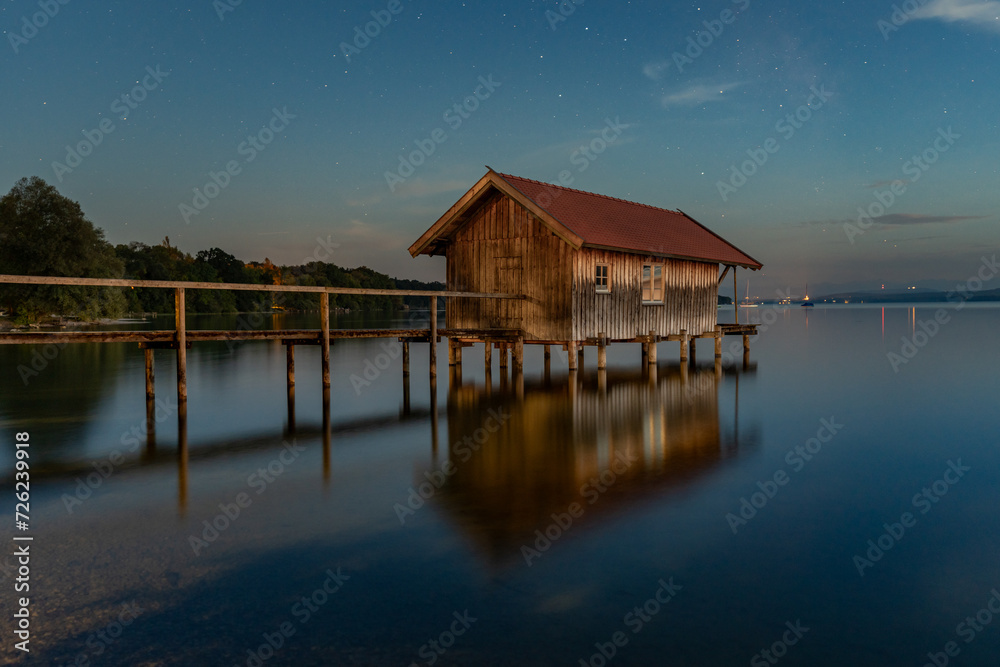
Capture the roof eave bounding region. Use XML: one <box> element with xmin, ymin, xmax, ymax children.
<box><xmin>581</xmin><ymin>243</ymin><xmax>762</xmax><ymax>270</ymax></box>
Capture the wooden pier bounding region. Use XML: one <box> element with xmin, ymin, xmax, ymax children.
<box><xmin>0</xmin><ymin>274</ymin><xmax>757</xmax><ymax>415</ymax></box>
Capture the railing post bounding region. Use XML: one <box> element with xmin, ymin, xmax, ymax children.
<box><xmin>175</xmin><ymin>288</ymin><xmax>187</xmax><ymax>405</ymax></box>
<box><xmin>429</xmin><ymin>296</ymin><xmax>437</xmax><ymax>379</ymax></box>
<box><xmin>321</xmin><ymin>292</ymin><xmax>330</xmax><ymax>390</ymax></box>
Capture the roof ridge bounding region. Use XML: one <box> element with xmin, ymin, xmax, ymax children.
<box><xmin>498</xmin><ymin>172</ymin><xmax>685</xmax><ymax>218</ymax></box>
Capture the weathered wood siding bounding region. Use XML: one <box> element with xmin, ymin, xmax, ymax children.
<box><xmin>572</xmin><ymin>249</ymin><xmax>718</xmax><ymax>340</ymax></box>
<box><xmin>446</xmin><ymin>192</ymin><xmax>571</xmax><ymax>341</ymax></box>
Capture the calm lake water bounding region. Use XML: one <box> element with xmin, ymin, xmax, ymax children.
<box><xmin>2</xmin><ymin>305</ymin><xmax>999</xmax><ymax>666</ymax></box>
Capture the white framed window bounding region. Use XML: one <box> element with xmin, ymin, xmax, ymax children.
<box><xmin>642</xmin><ymin>264</ymin><xmax>663</xmax><ymax>303</ymax></box>
<box><xmin>596</xmin><ymin>263</ymin><xmax>610</xmax><ymax>293</ymax></box>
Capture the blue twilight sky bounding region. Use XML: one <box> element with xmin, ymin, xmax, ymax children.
<box><xmin>2</xmin><ymin>0</ymin><xmax>998</xmax><ymax>296</ymax></box>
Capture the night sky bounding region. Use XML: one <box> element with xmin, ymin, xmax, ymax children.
<box><xmin>3</xmin><ymin>0</ymin><xmax>998</xmax><ymax>296</ymax></box>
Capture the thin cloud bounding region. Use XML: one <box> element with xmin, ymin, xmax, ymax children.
<box><xmin>876</xmin><ymin>213</ymin><xmax>987</xmax><ymax>226</ymax></box>
<box><xmin>798</xmin><ymin>213</ymin><xmax>987</xmax><ymax>227</ymax></box>
<box><xmin>642</xmin><ymin>61</ymin><xmax>671</xmax><ymax>81</ymax></box>
<box><xmin>864</xmin><ymin>179</ymin><xmax>908</xmax><ymax>189</ymax></box>
<box><xmin>913</xmin><ymin>0</ymin><xmax>1000</xmax><ymax>32</ymax></box>
<box><xmin>661</xmin><ymin>82</ymin><xmax>744</xmax><ymax>108</ymax></box>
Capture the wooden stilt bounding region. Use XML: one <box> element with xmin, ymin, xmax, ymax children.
<box><xmin>597</xmin><ymin>333</ymin><xmax>607</xmax><ymax>370</ymax></box>
<box><xmin>568</xmin><ymin>341</ymin><xmax>578</xmax><ymax>371</ymax></box>
<box><xmin>484</xmin><ymin>340</ymin><xmax>492</xmax><ymax>375</ymax></box>
<box><xmin>286</xmin><ymin>343</ymin><xmax>296</xmax><ymax>433</ymax></box>
<box><xmin>543</xmin><ymin>344</ymin><xmax>551</xmax><ymax>378</ymax></box>
<box><xmin>578</xmin><ymin>346</ymin><xmax>585</xmax><ymax>371</ymax></box>
<box><xmin>714</xmin><ymin>325</ymin><xmax>722</xmax><ymax>359</ymax></box>
<box><xmin>402</xmin><ymin>372</ymin><xmax>411</xmax><ymax>415</ymax></box>
<box><xmin>455</xmin><ymin>344</ymin><xmax>462</xmax><ymax>366</ymax></box>
<box><xmin>647</xmin><ymin>330</ymin><xmax>657</xmax><ymax>365</ymax></box>
<box><xmin>144</xmin><ymin>347</ymin><xmax>155</xmax><ymax>402</ymax></box>
<box><xmin>320</xmin><ymin>292</ymin><xmax>330</xmax><ymax>389</ymax></box>
<box><xmin>513</xmin><ymin>337</ymin><xmax>524</xmax><ymax>376</ymax></box>
<box><xmin>144</xmin><ymin>351</ymin><xmax>157</xmax><ymax>451</ymax></box>
<box><xmin>499</xmin><ymin>342</ymin><xmax>509</xmax><ymax>370</ymax></box>
<box><xmin>448</xmin><ymin>339</ymin><xmax>457</xmax><ymax>366</ymax></box>
<box><xmin>641</xmin><ymin>341</ymin><xmax>648</xmax><ymax>365</ymax></box>
<box><xmin>402</xmin><ymin>341</ymin><xmax>410</xmax><ymax>376</ymax></box>
<box><xmin>175</xmin><ymin>288</ymin><xmax>187</xmax><ymax>405</ymax></box>
<box><xmin>689</xmin><ymin>336</ymin><xmax>696</xmax><ymax>365</ymax></box>
<box><xmin>679</xmin><ymin>329</ymin><xmax>688</xmax><ymax>363</ymax></box>
<box><xmin>543</xmin><ymin>344</ymin><xmax>551</xmax><ymax>361</ymax></box>
<box><xmin>429</xmin><ymin>296</ymin><xmax>437</xmax><ymax>379</ymax></box>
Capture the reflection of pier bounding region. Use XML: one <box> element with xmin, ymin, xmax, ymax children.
<box><xmin>429</xmin><ymin>364</ymin><xmax>760</xmax><ymax>565</ymax></box>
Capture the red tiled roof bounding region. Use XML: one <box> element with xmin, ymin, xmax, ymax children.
<box><xmin>496</xmin><ymin>172</ymin><xmax>762</xmax><ymax>270</ymax></box>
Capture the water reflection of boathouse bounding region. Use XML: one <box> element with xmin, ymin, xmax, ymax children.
<box><xmin>430</xmin><ymin>366</ymin><xmax>760</xmax><ymax>564</ymax></box>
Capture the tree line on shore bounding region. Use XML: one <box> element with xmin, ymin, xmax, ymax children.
<box><xmin>0</xmin><ymin>177</ymin><xmax>443</xmax><ymax>324</ymax></box>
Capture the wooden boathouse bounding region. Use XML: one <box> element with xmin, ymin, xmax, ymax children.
<box><xmin>409</xmin><ymin>169</ymin><xmax>763</xmax><ymax>367</ymax></box>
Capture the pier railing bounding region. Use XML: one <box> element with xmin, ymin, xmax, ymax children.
<box><xmin>0</xmin><ymin>273</ymin><xmax>523</xmax><ymax>401</ymax></box>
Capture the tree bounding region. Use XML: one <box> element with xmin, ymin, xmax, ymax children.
<box><xmin>0</xmin><ymin>177</ymin><xmax>126</xmax><ymax>322</ymax></box>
